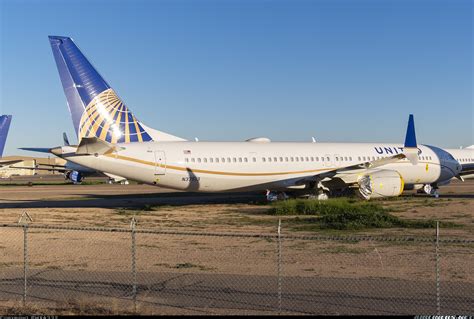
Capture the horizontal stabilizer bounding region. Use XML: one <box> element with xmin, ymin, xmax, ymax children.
<box><xmin>19</xmin><ymin>147</ymin><xmax>53</xmax><ymax>153</ymax></box>
<box><xmin>76</xmin><ymin>137</ymin><xmax>115</xmax><ymax>155</ymax></box>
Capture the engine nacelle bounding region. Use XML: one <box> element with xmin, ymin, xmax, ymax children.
<box><xmin>357</xmin><ymin>170</ymin><xmax>404</xmax><ymax>200</ymax></box>
<box><xmin>67</xmin><ymin>171</ymin><xmax>83</xmax><ymax>184</ymax></box>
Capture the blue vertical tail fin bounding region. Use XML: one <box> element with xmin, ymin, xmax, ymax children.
<box><xmin>0</xmin><ymin>115</ymin><xmax>12</xmax><ymax>157</ymax></box>
<box><xmin>404</xmin><ymin>114</ymin><xmax>417</xmax><ymax>148</ymax></box>
<box><xmin>403</xmin><ymin>114</ymin><xmax>419</xmax><ymax>165</ymax></box>
<box><xmin>48</xmin><ymin>36</ymin><xmax>185</xmax><ymax>143</ymax></box>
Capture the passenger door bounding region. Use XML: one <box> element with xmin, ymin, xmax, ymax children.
<box><xmin>154</xmin><ymin>150</ymin><xmax>166</xmax><ymax>175</ymax></box>
<box><xmin>147</xmin><ymin>148</ymin><xmax>166</xmax><ymax>175</ymax></box>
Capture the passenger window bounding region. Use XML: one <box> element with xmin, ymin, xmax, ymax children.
<box><xmin>253</xmin><ymin>157</ymin><xmax>257</xmax><ymax>162</ymax></box>
<box><xmin>335</xmin><ymin>157</ymin><xmax>339</xmax><ymax>161</ymax></box>
<box><xmin>305</xmin><ymin>157</ymin><xmax>309</xmax><ymax>161</ymax></box>
<box><xmin>209</xmin><ymin>158</ymin><xmax>213</xmax><ymax>163</ymax></box>
<box><xmin>268</xmin><ymin>157</ymin><xmax>272</xmax><ymax>162</ymax></box>
<box><xmin>233</xmin><ymin>158</ymin><xmax>237</xmax><ymax>162</ymax></box>
<box><xmin>316</xmin><ymin>157</ymin><xmax>319</xmax><ymax>161</ymax></box>
<box><xmin>185</xmin><ymin>158</ymin><xmax>189</xmax><ymax>163</ymax></box>
<box><xmin>216</xmin><ymin>158</ymin><xmax>219</xmax><ymax>163</ymax></box>
<box><xmin>311</xmin><ymin>157</ymin><xmax>314</xmax><ymax>161</ymax></box>
<box><xmin>262</xmin><ymin>157</ymin><xmax>266</xmax><ymax>162</ymax></box>
<box><xmin>291</xmin><ymin>157</ymin><xmax>294</xmax><ymax>162</ymax></box>
<box><xmin>239</xmin><ymin>158</ymin><xmax>242</xmax><ymax>162</ymax></box>
<box><xmin>285</xmin><ymin>157</ymin><xmax>289</xmax><ymax>162</ymax></box>
<box><xmin>326</xmin><ymin>157</ymin><xmax>330</xmax><ymax>161</ymax></box>
<box><xmin>197</xmin><ymin>158</ymin><xmax>201</xmax><ymax>163</ymax></box>
<box><xmin>300</xmin><ymin>157</ymin><xmax>304</xmax><ymax>161</ymax></box>
<box><xmin>295</xmin><ymin>157</ymin><xmax>299</xmax><ymax>162</ymax></box>
<box><xmin>274</xmin><ymin>157</ymin><xmax>278</xmax><ymax>162</ymax></box>
<box><xmin>244</xmin><ymin>158</ymin><xmax>248</xmax><ymax>162</ymax></box>
<box><xmin>227</xmin><ymin>157</ymin><xmax>231</xmax><ymax>162</ymax></box>
<box><xmin>321</xmin><ymin>157</ymin><xmax>324</xmax><ymax>162</ymax></box>
<box><xmin>191</xmin><ymin>158</ymin><xmax>195</xmax><ymax>163</ymax></box>
<box><xmin>203</xmin><ymin>158</ymin><xmax>207</xmax><ymax>163</ymax></box>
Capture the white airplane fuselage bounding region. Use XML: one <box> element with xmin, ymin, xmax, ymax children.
<box><xmin>60</xmin><ymin>142</ymin><xmax>459</xmax><ymax>193</ymax></box>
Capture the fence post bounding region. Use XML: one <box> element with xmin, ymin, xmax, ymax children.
<box><xmin>18</xmin><ymin>212</ymin><xmax>33</xmax><ymax>308</ymax></box>
<box><xmin>435</xmin><ymin>221</ymin><xmax>440</xmax><ymax>315</ymax></box>
<box><xmin>277</xmin><ymin>219</ymin><xmax>282</xmax><ymax>315</ymax></box>
<box><xmin>130</xmin><ymin>217</ymin><xmax>137</xmax><ymax>312</ymax></box>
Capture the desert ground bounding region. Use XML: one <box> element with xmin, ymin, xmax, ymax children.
<box><xmin>0</xmin><ymin>176</ymin><xmax>473</xmax><ymax>314</ymax></box>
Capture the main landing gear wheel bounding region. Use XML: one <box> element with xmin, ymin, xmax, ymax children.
<box><xmin>317</xmin><ymin>191</ymin><xmax>329</xmax><ymax>201</ymax></box>
<box><xmin>423</xmin><ymin>184</ymin><xmax>439</xmax><ymax>198</ymax></box>
<box><xmin>266</xmin><ymin>190</ymin><xmax>289</xmax><ymax>202</ymax></box>
<box><xmin>423</xmin><ymin>184</ymin><xmax>433</xmax><ymax>195</ymax></box>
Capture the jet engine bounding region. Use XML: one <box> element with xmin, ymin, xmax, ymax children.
<box><xmin>65</xmin><ymin>171</ymin><xmax>84</xmax><ymax>184</ymax></box>
<box><xmin>357</xmin><ymin>170</ymin><xmax>404</xmax><ymax>200</ymax></box>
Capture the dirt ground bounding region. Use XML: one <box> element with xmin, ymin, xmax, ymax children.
<box><xmin>0</xmin><ymin>177</ymin><xmax>473</xmax><ymax>237</ymax></box>
<box><xmin>0</xmin><ymin>177</ymin><xmax>473</xmax><ymax>315</ymax></box>
<box><xmin>0</xmin><ymin>177</ymin><xmax>473</xmax><ymax>283</ymax></box>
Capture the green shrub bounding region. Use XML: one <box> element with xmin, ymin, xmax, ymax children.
<box><xmin>269</xmin><ymin>198</ymin><xmax>437</xmax><ymax>230</ymax></box>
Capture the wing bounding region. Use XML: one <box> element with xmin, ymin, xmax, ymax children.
<box><xmin>294</xmin><ymin>153</ymin><xmax>407</xmax><ymax>186</ymax></box>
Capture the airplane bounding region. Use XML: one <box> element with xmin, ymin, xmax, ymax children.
<box><xmin>20</xmin><ymin>133</ymin><xmax>129</xmax><ymax>184</ymax></box>
<box><xmin>444</xmin><ymin>146</ymin><xmax>474</xmax><ymax>180</ymax></box>
<box><xmin>38</xmin><ymin>36</ymin><xmax>462</xmax><ymax>200</ymax></box>
<box><xmin>412</xmin><ymin>146</ymin><xmax>474</xmax><ymax>196</ymax></box>
<box><xmin>0</xmin><ymin>115</ymin><xmax>22</xmax><ymax>167</ymax></box>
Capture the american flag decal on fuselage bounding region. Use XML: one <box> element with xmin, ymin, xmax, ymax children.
<box><xmin>79</xmin><ymin>89</ymin><xmax>153</xmax><ymax>144</ymax></box>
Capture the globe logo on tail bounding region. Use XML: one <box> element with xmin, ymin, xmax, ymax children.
<box><xmin>79</xmin><ymin>89</ymin><xmax>153</xmax><ymax>144</ymax></box>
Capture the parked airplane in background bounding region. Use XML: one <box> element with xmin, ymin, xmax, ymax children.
<box><xmin>39</xmin><ymin>36</ymin><xmax>462</xmax><ymax>200</ymax></box>
<box><xmin>21</xmin><ymin>133</ymin><xmax>129</xmax><ymax>184</ymax></box>
<box><xmin>445</xmin><ymin>146</ymin><xmax>474</xmax><ymax>180</ymax></box>
<box><xmin>0</xmin><ymin>115</ymin><xmax>21</xmax><ymax>167</ymax></box>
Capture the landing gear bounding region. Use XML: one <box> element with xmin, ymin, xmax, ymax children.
<box><xmin>420</xmin><ymin>184</ymin><xmax>440</xmax><ymax>198</ymax></box>
<box><xmin>316</xmin><ymin>181</ymin><xmax>330</xmax><ymax>200</ymax></box>
<box><xmin>107</xmin><ymin>178</ymin><xmax>130</xmax><ymax>185</ymax></box>
<box><xmin>317</xmin><ymin>192</ymin><xmax>329</xmax><ymax>201</ymax></box>
<box><xmin>266</xmin><ymin>190</ymin><xmax>289</xmax><ymax>202</ymax></box>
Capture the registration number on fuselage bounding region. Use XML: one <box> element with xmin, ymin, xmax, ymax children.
<box><xmin>182</xmin><ymin>177</ymin><xmax>200</xmax><ymax>182</ymax></box>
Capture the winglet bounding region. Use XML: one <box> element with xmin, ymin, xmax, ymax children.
<box><xmin>403</xmin><ymin>114</ymin><xmax>419</xmax><ymax>165</ymax></box>
<box><xmin>404</xmin><ymin>114</ymin><xmax>417</xmax><ymax>148</ymax></box>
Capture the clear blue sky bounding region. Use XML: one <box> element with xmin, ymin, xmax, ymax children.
<box><xmin>1</xmin><ymin>0</ymin><xmax>472</xmax><ymax>156</ymax></box>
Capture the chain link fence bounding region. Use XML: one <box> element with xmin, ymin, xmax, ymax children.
<box><xmin>0</xmin><ymin>214</ymin><xmax>473</xmax><ymax>315</ymax></box>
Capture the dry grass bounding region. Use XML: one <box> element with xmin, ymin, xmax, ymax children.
<box><xmin>0</xmin><ymin>299</ymin><xmax>140</xmax><ymax>315</ymax></box>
